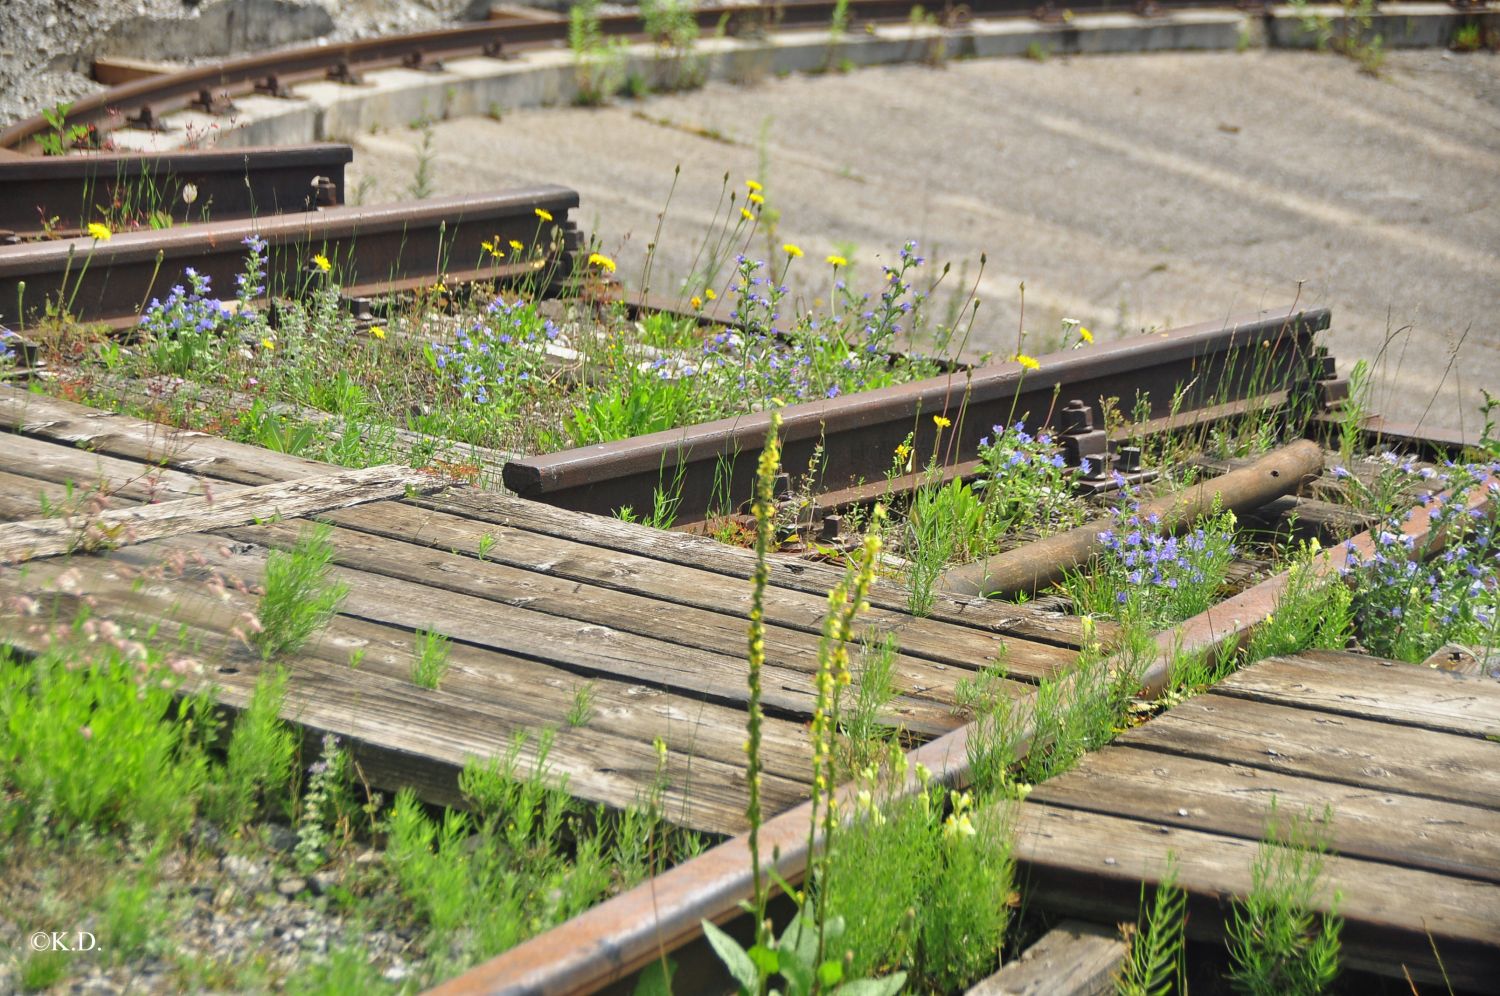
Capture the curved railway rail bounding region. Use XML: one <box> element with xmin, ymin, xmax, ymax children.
<box><xmin>1</xmin><ymin>0</ymin><xmax>1489</xmax><ymax>153</ymax></box>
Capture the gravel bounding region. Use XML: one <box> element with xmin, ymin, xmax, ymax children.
<box><xmin>0</xmin><ymin>0</ymin><xmax>477</xmax><ymax>129</ymax></box>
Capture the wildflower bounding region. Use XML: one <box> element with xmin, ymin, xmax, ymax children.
<box><xmin>1079</xmin><ymin>326</ymin><xmax>1094</xmax><ymax>343</ymax></box>
<box><xmin>86</xmin><ymin>222</ymin><xmax>112</xmax><ymax>241</ymax></box>
<box><xmin>748</xmin><ymin>192</ymin><xmax>765</xmax><ymax>205</ymax></box>
<box><xmin>587</xmin><ymin>252</ymin><xmax>617</xmax><ymax>273</ymax></box>
<box><xmin>782</xmin><ymin>243</ymin><xmax>803</xmax><ymax>258</ymax></box>
<box><xmin>370</xmin><ymin>325</ymin><xmax>387</xmax><ymax>340</ymax></box>
<box><xmin>745</xmin><ymin>179</ymin><xmax>763</xmax><ymax>192</ymax></box>
<box><xmin>79</xmin><ymin>725</ymin><xmax>93</xmax><ymax>740</ymax></box>
<box><xmin>933</xmin><ymin>415</ymin><xmax>952</xmax><ymax>429</ymax></box>
<box><xmin>535</xmin><ymin>208</ymin><xmax>553</xmax><ymax>222</ymax></box>
<box><xmin>943</xmin><ymin>811</ymin><xmax>977</xmax><ymax>839</ymax></box>
<box><xmin>509</xmin><ymin>239</ymin><xmax>525</xmax><ymax>252</ymax></box>
<box><xmin>894</xmin><ymin>442</ymin><xmax>912</xmax><ymax>461</ymax></box>
<box><xmin>705</xmin><ymin>288</ymin><xmax>717</xmax><ymax>301</ymax></box>
<box><xmin>481</xmin><ymin>239</ymin><xmax>504</xmax><ymax>259</ymax></box>
<box><xmin>1014</xmin><ymin>353</ymin><xmax>1040</xmax><ymax>371</ymax></box>
<box><xmin>690</xmin><ymin>295</ymin><xmax>703</xmax><ymax>310</ymax></box>
<box><xmin>260</xmin><ymin>337</ymin><xmax>275</xmax><ymax>351</ymax></box>
<box><xmin>740</xmin><ymin>207</ymin><xmax>754</xmax><ymax>221</ymax></box>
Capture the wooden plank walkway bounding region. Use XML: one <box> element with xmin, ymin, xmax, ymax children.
<box><xmin>1008</xmin><ymin>648</ymin><xmax>1500</xmax><ymax>989</ymax></box>
<box><xmin>0</xmin><ymin>387</ymin><xmax>1098</xmax><ymax>836</ymax></box>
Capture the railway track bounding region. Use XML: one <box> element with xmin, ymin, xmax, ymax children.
<box><xmin>0</xmin><ymin>0</ymin><xmax>1484</xmax><ymax>155</ymax></box>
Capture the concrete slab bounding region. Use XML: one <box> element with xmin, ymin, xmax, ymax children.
<box><xmin>344</xmin><ymin>48</ymin><xmax>1500</xmax><ymax>430</ymax></box>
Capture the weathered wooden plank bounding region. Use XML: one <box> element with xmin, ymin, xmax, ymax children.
<box><xmin>1</xmin><ymin>430</ymin><xmax>215</xmax><ymax>502</ymax></box>
<box><xmin>1121</xmin><ymin>693</ymin><xmax>1500</xmax><ymax>810</ymax></box>
<box><xmin>230</xmin><ymin>515</ymin><xmax>1020</xmax><ymax>726</ymax></box>
<box><xmin>0</xmin><ymin>469</ymin><xmax>71</xmax><ymax>521</ymax></box>
<box><xmin>965</xmin><ymin>920</ymin><xmax>1125</xmax><ymax>996</ymax></box>
<box><xmin>314</xmin><ymin>500</ymin><xmax>1073</xmax><ymax>683</ymax></box>
<box><xmin>1</xmin><ymin>388</ymin><xmax>321</xmax><ymax>485</ymax></box>
<box><xmin>4</xmin><ymin>538</ymin><xmax>817</xmax><ymax>789</ymax></box>
<box><xmin>1214</xmin><ymin>650</ymin><xmax>1500</xmax><ymax>740</ymax></box>
<box><xmin>0</xmin><ymin>577</ymin><xmax>802</xmax><ymax>835</ymax></box>
<box><xmin>0</xmin><ymin>464</ymin><xmax>441</xmax><ymax>564</ymax></box>
<box><xmin>420</xmin><ymin>488</ymin><xmax>1106</xmax><ymax>649</ymax></box>
<box><xmin>1009</xmin><ymin>802</ymin><xmax>1500</xmax><ymax>989</ymax></box>
<box><xmin>1029</xmin><ymin>745</ymin><xmax>1500</xmax><ymax>885</ymax></box>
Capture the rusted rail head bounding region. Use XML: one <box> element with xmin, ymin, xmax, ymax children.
<box><xmin>0</xmin><ymin>186</ymin><xmax>580</xmax><ymax>329</ymax></box>
<box><xmin>502</xmin><ymin>308</ymin><xmax>1329</xmax><ymax>522</ymax></box>
<box><xmin>942</xmin><ymin>439</ymin><xmax>1326</xmax><ymax>598</ymax></box>
<box><xmin>0</xmin><ymin>144</ymin><xmax>352</xmax><ymax>239</ymax></box>
<box><xmin>438</xmin><ymin>459</ymin><xmax>1494</xmax><ymax>996</ymax></box>
<box><xmin>2</xmin><ymin>2</ymin><xmax>1468</xmax><ymax>153</ymax></box>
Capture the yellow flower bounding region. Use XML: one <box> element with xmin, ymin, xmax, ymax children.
<box><xmin>1014</xmin><ymin>353</ymin><xmax>1040</xmax><ymax>371</ymax></box>
<box><xmin>740</xmin><ymin>207</ymin><xmax>754</xmax><ymax>221</ymax></box>
<box><xmin>782</xmin><ymin>243</ymin><xmax>803</xmax><ymax>258</ymax></box>
<box><xmin>86</xmin><ymin>222</ymin><xmax>112</xmax><ymax>241</ymax></box>
<box><xmin>370</xmin><ymin>325</ymin><xmax>387</xmax><ymax>340</ymax></box>
<box><xmin>690</xmin><ymin>295</ymin><xmax>703</xmax><ymax>310</ymax></box>
<box><xmin>745</xmin><ymin>179</ymin><xmax>763</xmax><ymax>192</ymax></box>
<box><xmin>260</xmin><ymin>337</ymin><xmax>275</xmax><ymax>351</ymax></box>
<box><xmin>1079</xmin><ymin>326</ymin><xmax>1094</xmax><ymax>343</ymax></box>
<box><xmin>932</xmin><ymin>415</ymin><xmax>952</xmax><ymax>430</ymax></box>
<box><xmin>509</xmin><ymin>239</ymin><xmax>525</xmax><ymax>252</ymax></box>
<box><xmin>587</xmin><ymin>252</ymin><xmax>617</xmax><ymax>273</ymax></box>
<box><xmin>535</xmin><ymin>208</ymin><xmax>553</xmax><ymax>222</ymax></box>
<box><xmin>826</xmin><ymin>254</ymin><xmax>847</xmax><ymax>267</ymax></box>
<box><xmin>312</xmin><ymin>253</ymin><xmax>331</xmax><ymax>273</ymax></box>
<box><xmin>481</xmin><ymin>240</ymin><xmax>504</xmax><ymax>259</ymax></box>
<box><xmin>748</xmin><ymin>192</ymin><xmax>765</xmax><ymax>207</ymax></box>
<box><xmin>704</xmin><ymin>288</ymin><xmax>717</xmax><ymax>300</ymax></box>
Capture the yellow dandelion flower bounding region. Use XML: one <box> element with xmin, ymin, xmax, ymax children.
<box><xmin>482</xmin><ymin>239</ymin><xmax>504</xmax><ymax>259</ymax></box>
<box><xmin>745</xmin><ymin>179</ymin><xmax>763</xmax><ymax>192</ymax></box>
<box><xmin>740</xmin><ymin>207</ymin><xmax>754</xmax><ymax>221</ymax></box>
<box><xmin>370</xmin><ymin>325</ymin><xmax>387</xmax><ymax>340</ymax></box>
<box><xmin>894</xmin><ymin>442</ymin><xmax>912</xmax><ymax>461</ymax></box>
<box><xmin>509</xmin><ymin>239</ymin><xmax>524</xmax><ymax>252</ymax></box>
<box><xmin>826</xmin><ymin>254</ymin><xmax>847</xmax><ymax>267</ymax></box>
<box><xmin>1014</xmin><ymin>353</ymin><xmax>1040</xmax><ymax>371</ymax></box>
<box><xmin>932</xmin><ymin>415</ymin><xmax>951</xmax><ymax>429</ymax></box>
<box><xmin>705</xmin><ymin>288</ymin><xmax>717</xmax><ymax>301</ymax></box>
<box><xmin>748</xmin><ymin>192</ymin><xmax>764</xmax><ymax>206</ymax></box>
<box><xmin>1079</xmin><ymin>326</ymin><xmax>1094</xmax><ymax>343</ymax></box>
<box><xmin>312</xmin><ymin>253</ymin><xmax>331</xmax><ymax>273</ymax></box>
<box><xmin>587</xmin><ymin>252</ymin><xmax>617</xmax><ymax>273</ymax></box>
<box><xmin>782</xmin><ymin>243</ymin><xmax>803</xmax><ymax>258</ymax></box>
<box><xmin>86</xmin><ymin>222</ymin><xmax>112</xmax><ymax>241</ymax></box>
<box><xmin>260</xmin><ymin>337</ymin><xmax>275</xmax><ymax>351</ymax></box>
<box><xmin>690</xmin><ymin>295</ymin><xmax>703</xmax><ymax>310</ymax></box>
<box><xmin>535</xmin><ymin>208</ymin><xmax>553</xmax><ymax>222</ymax></box>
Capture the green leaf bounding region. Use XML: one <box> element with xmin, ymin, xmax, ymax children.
<box><xmin>702</xmin><ymin>919</ymin><xmax>761</xmax><ymax>994</ymax></box>
<box><xmin>817</xmin><ymin>959</ymin><xmax>845</xmax><ymax>987</ymax></box>
<box><xmin>749</xmin><ymin>944</ymin><xmax>779</xmax><ymax>976</ymax></box>
<box><xmin>631</xmin><ymin>958</ymin><xmax>675</xmax><ymax>996</ymax></box>
<box><xmin>833</xmin><ymin>972</ymin><xmax>907</xmax><ymax>996</ymax></box>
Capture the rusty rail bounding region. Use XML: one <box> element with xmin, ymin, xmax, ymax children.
<box><xmin>3</xmin><ymin>2</ymin><xmax>1472</xmax><ymax>154</ymax></box>
<box><xmin>0</xmin><ymin>144</ymin><xmax>351</xmax><ymax>240</ymax></box>
<box><xmin>434</xmin><ymin>459</ymin><xmax>1497</xmax><ymax>995</ymax></box>
<box><xmin>0</xmin><ymin>186</ymin><xmax>580</xmax><ymax>329</ymax></box>
<box><xmin>941</xmin><ymin>439</ymin><xmax>1325</xmax><ymax>598</ymax></box>
<box><xmin>502</xmin><ymin>307</ymin><xmax>1329</xmax><ymax>523</ymax></box>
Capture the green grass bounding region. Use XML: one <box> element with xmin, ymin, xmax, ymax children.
<box><xmin>411</xmin><ymin>627</ymin><xmax>453</xmax><ymax>690</ymax></box>
<box><xmin>254</xmin><ymin>523</ymin><xmax>349</xmax><ymax>661</ymax></box>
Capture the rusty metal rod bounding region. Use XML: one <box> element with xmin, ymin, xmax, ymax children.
<box><xmin>940</xmin><ymin>438</ymin><xmax>1326</xmax><ymax>599</ymax></box>
<box><xmin>503</xmin><ymin>308</ymin><xmax>1328</xmax><ymax>523</ymax></box>
<box><xmin>0</xmin><ymin>186</ymin><xmax>579</xmax><ymax>328</ymax></box>
<box><xmin>434</xmin><ymin>457</ymin><xmax>1496</xmax><ymax>996</ymax></box>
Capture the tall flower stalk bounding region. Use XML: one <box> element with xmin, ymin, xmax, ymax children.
<box><xmin>746</xmin><ymin>409</ymin><xmax>783</xmax><ymax>952</ymax></box>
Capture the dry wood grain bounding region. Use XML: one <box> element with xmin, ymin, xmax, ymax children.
<box><xmin>1009</xmin><ymin>802</ymin><xmax>1500</xmax><ymax>989</ymax></box>
<box><xmin>965</xmin><ymin>920</ymin><xmax>1125</xmax><ymax>996</ymax></box>
<box><xmin>1216</xmin><ymin>650</ymin><xmax>1500</xmax><ymax>740</ymax></box>
<box><xmin>1121</xmin><ymin>693</ymin><xmax>1500</xmax><ymax>810</ymax></box>
<box><xmin>0</xmin><ymin>464</ymin><xmax>439</xmax><ymax>564</ymax></box>
<box><xmin>1029</xmin><ymin>745</ymin><xmax>1500</xmax><ymax>884</ymax></box>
